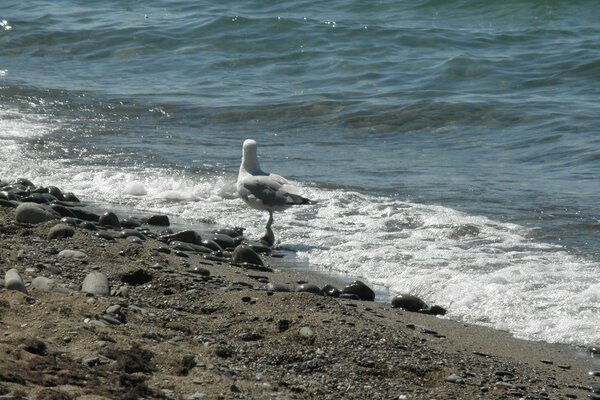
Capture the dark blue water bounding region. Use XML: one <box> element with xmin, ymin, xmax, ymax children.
<box><xmin>1</xmin><ymin>0</ymin><xmax>599</xmax><ymax>345</ymax></box>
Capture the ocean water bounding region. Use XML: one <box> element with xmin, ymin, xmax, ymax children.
<box><xmin>1</xmin><ymin>0</ymin><xmax>599</xmax><ymax>346</ymax></box>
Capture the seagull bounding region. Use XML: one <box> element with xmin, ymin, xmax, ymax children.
<box><xmin>237</xmin><ymin>139</ymin><xmax>313</xmax><ymax>246</ymax></box>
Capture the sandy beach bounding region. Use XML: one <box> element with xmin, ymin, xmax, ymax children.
<box><xmin>0</xmin><ymin>181</ymin><xmax>598</xmax><ymax>399</ymax></box>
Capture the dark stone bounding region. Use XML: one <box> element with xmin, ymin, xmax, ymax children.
<box><xmin>155</xmin><ymin>246</ymin><xmax>171</xmax><ymax>254</ymax></box>
<box><xmin>0</xmin><ymin>199</ymin><xmax>18</xmax><ymax>208</ymax></box>
<box><xmin>99</xmin><ymin>211</ymin><xmax>121</xmax><ymax>228</ymax></box>
<box><xmin>322</xmin><ymin>284</ymin><xmax>341</xmax><ymax>297</ymax></box>
<box><xmin>213</xmin><ymin>227</ymin><xmax>243</xmax><ymax>237</ymax></box>
<box><xmin>47</xmin><ymin>186</ymin><xmax>65</xmax><ymax>201</ymax></box>
<box><xmin>170</xmin><ymin>241</ymin><xmax>212</xmax><ymax>253</ymax></box>
<box><xmin>418</xmin><ymin>304</ymin><xmax>447</xmax><ymax>316</ymax></box>
<box><xmin>341</xmin><ymin>280</ymin><xmax>375</xmax><ymax>301</ymax></box>
<box><xmin>79</xmin><ymin>221</ymin><xmax>98</xmax><ymax>231</ymax></box>
<box><xmin>267</xmin><ymin>282</ymin><xmax>291</xmax><ymax>292</ymax></box>
<box><xmin>296</xmin><ymin>283</ymin><xmax>324</xmax><ymax>296</ymax></box>
<box><xmin>241</xmin><ymin>240</ymin><xmax>272</xmax><ymax>254</ymax></box>
<box><xmin>391</xmin><ymin>293</ymin><xmax>428</xmax><ymax>312</ymax></box>
<box><xmin>120</xmin><ymin>229</ymin><xmax>146</xmax><ymax>240</ymax></box>
<box><xmin>13</xmin><ymin>178</ymin><xmax>34</xmax><ymax>188</ymax></box>
<box><xmin>21</xmin><ymin>192</ymin><xmax>57</xmax><ymax>204</ymax></box>
<box><xmin>121</xmin><ymin>216</ymin><xmax>142</xmax><ymax>229</ymax></box>
<box><xmin>191</xmin><ymin>267</ymin><xmax>210</xmax><ymax>276</ymax></box>
<box><xmin>95</xmin><ymin>231</ymin><xmax>115</xmax><ymax>241</ymax></box>
<box><xmin>159</xmin><ymin>230</ymin><xmax>202</xmax><ymax>245</ymax></box>
<box><xmin>50</xmin><ymin>203</ymin><xmax>77</xmax><ymax>218</ymax></box>
<box><xmin>201</xmin><ymin>239</ymin><xmax>224</xmax><ymax>252</ymax></box>
<box><xmin>121</xmin><ymin>269</ymin><xmax>153</xmax><ymax>286</ymax></box>
<box><xmin>210</xmin><ymin>233</ymin><xmax>240</xmax><ymax>249</ymax></box>
<box><xmin>146</xmin><ymin>214</ymin><xmax>170</xmax><ymax>226</ymax></box>
<box><xmin>232</xmin><ymin>244</ymin><xmax>263</xmax><ymax>266</ymax></box>
<box><xmin>69</xmin><ymin>207</ymin><xmax>100</xmax><ymax>222</ymax></box>
<box><xmin>47</xmin><ymin>224</ymin><xmax>75</xmax><ymax>240</ymax></box>
<box><xmin>63</xmin><ymin>192</ymin><xmax>80</xmax><ymax>202</ymax></box>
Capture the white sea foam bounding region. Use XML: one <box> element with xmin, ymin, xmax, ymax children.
<box><xmin>1</xmin><ymin>108</ymin><xmax>598</xmax><ymax>346</ymax></box>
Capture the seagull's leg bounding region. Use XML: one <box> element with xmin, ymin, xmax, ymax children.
<box><xmin>259</xmin><ymin>210</ymin><xmax>275</xmax><ymax>247</ymax></box>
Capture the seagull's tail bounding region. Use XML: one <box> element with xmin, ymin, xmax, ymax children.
<box><xmin>286</xmin><ymin>194</ymin><xmax>316</xmax><ymax>206</ymax></box>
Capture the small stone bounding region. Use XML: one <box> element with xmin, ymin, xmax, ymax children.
<box><xmin>99</xmin><ymin>211</ymin><xmax>121</xmax><ymax>228</ymax></box>
<box><xmin>322</xmin><ymin>284</ymin><xmax>341</xmax><ymax>297</ymax></box>
<box><xmin>446</xmin><ymin>373</ymin><xmax>463</xmax><ymax>384</ymax></box>
<box><xmin>267</xmin><ymin>282</ymin><xmax>291</xmax><ymax>292</ymax></box>
<box><xmin>30</xmin><ymin>276</ymin><xmax>61</xmax><ymax>292</ymax></box>
<box><xmin>160</xmin><ymin>230</ymin><xmax>203</xmax><ymax>245</ymax></box>
<box><xmin>121</xmin><ymin>216</ymin><xmax>142</xmax><ymax>228</ymax></box>
<box><xmin>232</xmin><ymin>244</ymin><xmax>263</xmax><ymax>266</ymax></box>
<box><xmin>296</xmin><ymin>283</ymin><xmax>324</xmax><ymax>296</ymax></box>
<box><xmin>81</xmin><ymin>272</ymin><xmax>110</xmax><ymax>296</ymax></box>
<box><xmin>391</xmin><ymin>293</ymin><xmax>427</xmax><ymax>312</ymax></box>
<box><xmin>299</xmin><ymin>326</ymin><xmax>315</xmax><ymax>339</ymax></box>
<box><xmin>47</xmin><ymin>224</ymin><xmax>75</xmax><ymax>240</ymax></box>
<box><xmin>191</xmin><ymin>267</ymin><xmax>210</xmax><ymax>276</ymax></box>
<box><xmin>341</xmin><ymin>280</ymin><xmax>375</xmax><ymax>301</ymax></box>
<box><xmin>95</xmin><ymin>231</ymin><xmax>115</xmax><ymax>241</ymax></box>
<box><xmin>15</xmin><ymin>203</ymin><xmax>58</xmax><ymax>224</ymax></box>
<box><xmin>146</xmin><ymin>214</ymin><xmax>170</xmax><ymax>226</ymax></box>
<box><xmin>120</xmin><ymin>229</ymin><xmax>145</xmax><ymax>240</ymax></box>
<box><xmin>57</xmin><ymin>249</ymin><xmax>88</xmax><ymax>260</ymax></box>
<box><xmin>5</xmin><ymin>268</ymin><xmax>28</xmax><ymax>294</ymax></box>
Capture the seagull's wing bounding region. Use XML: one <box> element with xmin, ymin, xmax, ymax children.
<box><xmin>239</xmin><ymin>174</ymin><xmax>310</xmax><ymax>209</ymax></box>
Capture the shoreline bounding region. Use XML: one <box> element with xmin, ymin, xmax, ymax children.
<box><xmin>0</xmin><ymin>179</ymin><xmax>598</xmax><ymax>399</ymax></box>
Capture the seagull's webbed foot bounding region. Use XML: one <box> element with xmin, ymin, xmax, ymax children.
<box><xmin>259</xmin><ymin>210</ymin><xmax>275</xmax><ymax>247</ymax></box>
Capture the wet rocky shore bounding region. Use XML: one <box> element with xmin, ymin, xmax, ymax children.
<box><xmin>0</xmin><ymin>178</ymin><xmax>598</xmax><ymax>399</ymax></box>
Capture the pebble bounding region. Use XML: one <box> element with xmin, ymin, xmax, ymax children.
<box><xmin>79</xmin><ymin>221</ymin><xmax>98</xmax><ymax>231</ymax></box>
<box><xmin>341</xmin><ymin>280</ymin><xmax>375</xmax><ymax>301</ymax></box>
<box><xmin>232</xmin><ymin>244</ymin><xmax>264</xmax><ymax>266</ymax></box>
<box><xmin>50</xmin><ymin>204</ymin><xmax>77</xmax><ymax>218</ymax></box>
<box><xmin>146</xmin><ymin>214</ymin><xmax>170</xmax><ymax>226</ymax></box>
<box><xmin>121</xmin><ymin>216</ymin><xmax>142</xmax><ymax>228</ymax></box>
<box><xmin>95</xmin><ymin>231</ymin><xmax>115</xmax><ymax>241</ymax></box>
<box><xmin>57</xmin><ymin>249</ymin><xmax>88</xmax><ymax>260</ymax></box>
<box><xmin>267</xmin><ymin>282</ymin><xmax>291</xmax><ymax>292</ymax></box>
<box><xmin>98</xmin><ymin>211</ymin><xmax>121</xmax><ymax>228</ymax></box>
<box><xmin>4</xmin><ymin>268</ymin><xmax>28</xmax><ymax>294</ymax></box>
<box><xmin>15</xmin><ymin>203</ymin><xmax>58</xmax><ymax>224</ymax></box>
<box><xmin>120</xmin><ymin>229</ymin><xmax>145</xmax><ymax>240</ymax></box>
<box><xmin>322</xmin><ymin>284</ymin><xmax>341</xmax><ymax>297</ymax></box>
<box><xmin>210</xmin><ymin>233</ymin><xmax>239</xmax><ymax>249</ymax></box>
<box><xmin>30</xmin><ymin>276</ymin><xmax>59</xmax><ymax>292</ymax></box>
<box><xmin>160</xmin><ymin>229</ymin><xmax>203</xmax><ymax>245</ymax></box>
<box><xmin>391</xmin><ymin>293</ymin><xmax>427</xmax><ymax>312</ymax></box>
<box><xmin>47</xmin><ymin>224</ymin><xmax>75</xmax><ymax>240</ymax></box>
<box><xmin>445</xmin><ymin>373</ymin><xmax>463</xmax><ymax>384</ymax></box>
<box><xmin>81</xmin><ymin>272</ymin><xmax>110</xmax><ymax>296</ymax></box>
<box><xmin>296</xmin><ymin>283</ymin><xmax>324</xmax><ymax>296</ymax></box>
<box><xmin>299</xmin><ymin>326</ymin><xmax>315</xmax><ymax>339</ymax></box>
<box><xmin>69</xmin><ymin>207</ymin><xmax>99</xmax><ymax>222</ymax></box>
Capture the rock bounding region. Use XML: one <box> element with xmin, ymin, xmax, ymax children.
<box><xmin>200</xmin><ymin>239</ymin><xmax>223</xmax><ymax>252</ymax></box>
<box><xmin>0</xmin><ymin>199</ymin><xmax>18</xmax><ymax>208</ymax></box>
<box><xmin>418</xmin><ymin>305</ymin><xmax>447</xmax><ymax>316</ymax></box>
<box><xmin>21</xmin><ymin>192</ymin><xmax>56</xmax><ymax>204</ymax></box>
<box><xmin>30</xmin><ymin>276</ymin><xmax>55</xmax><ymax>291</ymax></box>
<box><xmin>69</xmin><ymin>207</ymin><xmax>99</xmax><ymax>222</ymax></box>
<box><xmin>64</xmin><ymin>192</ymin><xmax>80</xmax><ymax>202</ymax></box>
<box><xmin>213</xmin><ymin>227</ymin><xmax>243</xmax><ymax>237</ymax></box>
<box><xmin>13</xmin><ymin>177</ymin><xmax>34</xmax><ymax>188</ymax></box>
<box><xmin>58</xmin><ymin>249</ymin><xmax>88</xmax><ymax>260</ymax></box>
<box><xmin>5</xmin><ymin>268</ymin><xmax>28</xmax><ymax>294</ymax></box>
<box><xmin>95</xmin><ymin>231</ymin><xmax>115</xmax><ymax>241</ymax></box>
<box><xmin>296</xmin><ymin>283</ymin><xmax>324</xmax><ymax>296</ymax></box>
<box><xmin>191</xmin><ymin>267</ymin><xmax>210</xmax><ymax>276</ymax></box>
<box><xmin>232</xmin><ymin>245</ymin><xmax>263</xmax><ymax>266</ymax></box>
<box><xmin>391</xmin><ymin>293</ymin><xmax>427</xmax><ymax>312</ymax></box>
<box><xmin>267</xmin><ymin>282</ymin><xmax>291</xmax><ymax>292</ymax></box>
<box><xmin>210</xmin><ymin>233</ymin><xmax>240</xmax><ymax>249</ymax></box>
<box><xmin>47</xmin><ymin>224</ymin><xmax>75</xmax><ymax>240</ymax></box>
<box><xmin>60</xmin><ymin>217</ymin><xmax>80</xmax><ymax>226</ymax></box>
<box><xmin>79</xmin><ymin>221</ymin><xmax>98</xmax><ymax>230</ymax></box>
<box><xmin>47</xmin><ymin>186</ymin><xmax>65</xmax><ymax>201</ymax></box>
<box><xmin>15</xmin><ymin>203</ymin><xmax>58</xmax><ymax>224</ymax></box>
<box><xmin>81</xmin><ymin>272</ymin><xmax>110</xmax><ymax>296</ymax></box>
<box><xmin>341</xmin><ymin>280</ymin><xmax>375</xmax><ymax>301</ymax></box>
<box><xmin>159</xmin><ymin>230</ymin><xmax>203</xmax><ymax>245</ymax></box>
<box><xmin>446</xmin><ymin>373</ymin><xmax>463</xmax><ymax>384</ymax></box>
<box><xmin>99</xmin><ymin>211</ymin><xmax>121</xmax><ymax>228</ymax></box>
<box><xmin>121</xmin><ymin>216</ymin><xmax>142</xmax><ymax>229</ymax></box>
<box><xmin>299</xmin><ymin>326</ymin><xmax>315</xmax><ymax>339</ymax></box>
<box><xmin>339</xmin><ymin>293</ymin><xmax>361</xmax><ymax>300</ymax></box>
<box><xmin>120</xmin><ymin>229</ymin><xmax>145</xmax><ymax>240</ymax></box>
<box><xmin>241</xmin><ymin>240</ymin><xmax>271</xmax><ymax>254</ymax></box>
<box><xmin>146</xmin><ymin>214</ymin><xmax>170</xmax><ymax>226</ymax></box>
<box><xmin>322</xmin><ymin>284</ymin><xmax>341</xmax><ymax>297</ymax></box>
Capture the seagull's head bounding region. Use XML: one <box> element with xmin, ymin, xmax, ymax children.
<box><xmin>242</xmin><ymin>139</ymin><xmax>260</xmax><ymax>171</ymax></box>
